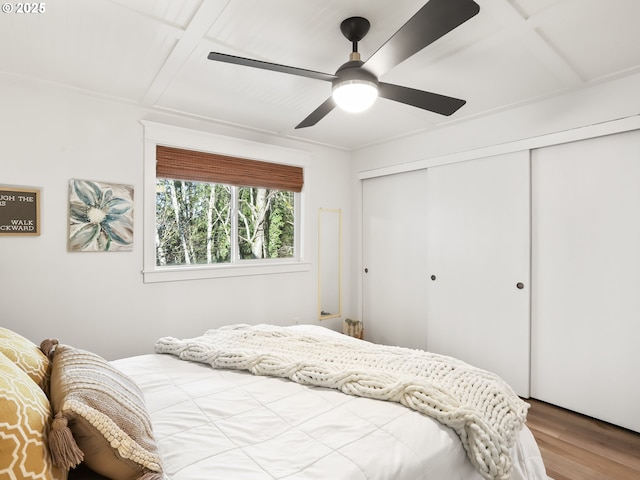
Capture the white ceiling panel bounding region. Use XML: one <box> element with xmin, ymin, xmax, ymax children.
<box><xmin>531</xmin><ymin>0</ymin><xmax>640</xmax><ymax>82</ymax></box>
<box><xmin>158</xmin><ymin>44</ymin><xmax>332</xmax><ymax>132</ymax></box>
<box><xmin>203</xmin><ymin>0</ymin><xmax>429</xmax><ymax>75</ymax></box>
<box><xmin>1</xmin><ymin>0</ymin><xmax>639</xmax><ymax>149</ymax></box>
<box><xmin>107</xmin><ymin>0</ymin><xmax>202</xmax><ymax>29</ymax></box>
<box><xmin>509</xmin><ymin>0</ymin><xmax>564</xmax><ymax>18</ymax></box>
<box><xmin>410</xmin><ymin>31</ymin><xmax>567</xmax><ymax>113</ymax></box>
<box><xmin>0</xmin><ymin>0</ymin><xmax>178</xmax><ymax>99</ymax></box>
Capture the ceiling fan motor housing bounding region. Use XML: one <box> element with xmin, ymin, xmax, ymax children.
<box><xmin>333</xmin><ymin>60</ymin><xmax>378</xmax><ymax>88</ymax></box>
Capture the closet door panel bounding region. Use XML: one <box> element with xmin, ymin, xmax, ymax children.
<box><xmin>362</xmin><ymin>169</ymin><xmax>429</xmax><ymax>350</ymax></box>
<box><xmin>425</xmin><ymin>152</ymin><xmax>531</xmax><ymax>397</ymax></box>
<box><xmin>531</xmin><ymin>130</ymin><xmax>640</xmax><ymax>432</ymax></box>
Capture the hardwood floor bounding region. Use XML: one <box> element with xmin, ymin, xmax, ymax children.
<box><xmin>525</xmin><ymin>398</ymin><xmax>640</xmax><ymax>480</ymax></box>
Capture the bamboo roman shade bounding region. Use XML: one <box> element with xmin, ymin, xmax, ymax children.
<box><xmin>156</xmin><ymin>145</ymin><xmax>304</xmax><ymax>192</ymax></box>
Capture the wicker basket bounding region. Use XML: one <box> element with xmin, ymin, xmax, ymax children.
<box><xmin>343</xmin><ymin>318</ymin><xmax>364</xmax><ymax>339</ymax></box>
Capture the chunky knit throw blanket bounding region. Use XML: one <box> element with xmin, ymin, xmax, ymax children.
<box><xmin>155</xmin><ymin>324</ymin><xmax>529</xmax><ymax>480</ymax></box>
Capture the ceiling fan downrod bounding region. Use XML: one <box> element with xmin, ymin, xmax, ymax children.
<box><xmin>340</xmin><ymin>16</ymin><xmax>370</xmax><ymax>61</ymax></box>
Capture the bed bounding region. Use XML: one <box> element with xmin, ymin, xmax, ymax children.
<box><xmin>0</xmin><ymin>324</ymin><xmax>549</xmax><ymax>480</ymax></box>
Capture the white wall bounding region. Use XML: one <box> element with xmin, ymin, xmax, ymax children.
<box><xmin>5</xmin><ymin>69</ymin><xmax>638</xmax><ymax>362</ymax></box>
<box><xmin>0</xmin><ymin>75</ymin><xmax>351</xmax><ymax>360</ymax></box>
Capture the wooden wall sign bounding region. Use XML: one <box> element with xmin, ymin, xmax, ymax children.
<box><xmin>0</xmin><ymin>186</ymin><xmax>40</xmax><ymax>236</ymax></box>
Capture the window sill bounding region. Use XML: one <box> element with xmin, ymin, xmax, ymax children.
<box><xmin>142</xmin><ymin>261</ymin><xmax>311</xmax><ymax>283</ymax></box>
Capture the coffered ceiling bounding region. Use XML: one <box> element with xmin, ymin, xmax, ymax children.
<box><xmin>2</xmin><ymin>0</ymin><xmax>639</xmax><ymax>150</ymax></box>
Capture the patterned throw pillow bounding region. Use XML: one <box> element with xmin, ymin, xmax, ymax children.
<box><xmin>0</xmin><ymin>326</ymin><xmax>50</xmax><ymax>389</ymax></box>
<box><xmin>48</xmin><ymin>344</ymin><xmax>163</xmax><ymax>480</ymax></box>
<box><xmin>0</xmin><ymin>352</ymin><xmax>66</xmax><ymax>480</ymax></box>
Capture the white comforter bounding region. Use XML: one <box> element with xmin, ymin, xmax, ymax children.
<box><xmin>156</xmin><ymin>324</ymin><xmax>529</xmax><ymax>479</ymax></box>
<box><xmin>112</xmin><ymin>326</ymin><xmax>549</xmax><ymax>480</ymax></box>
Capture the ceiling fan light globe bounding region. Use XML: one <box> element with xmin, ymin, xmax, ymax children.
<box><xmin>332</xmin><ymin>80</ymin><xmax>378</xmax><ymax>113</ymax></box>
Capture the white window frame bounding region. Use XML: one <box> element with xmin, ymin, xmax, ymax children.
<box><xmin>141</xmin><ymin>121</ymin><xmax>311</xmax><ymax>283</ymax></box>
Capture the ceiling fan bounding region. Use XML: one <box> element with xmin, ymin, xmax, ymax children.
<box><xmin>207</xmin><ymin>0</ymin><xmax>480</xmax><ymax>129</ymax></box>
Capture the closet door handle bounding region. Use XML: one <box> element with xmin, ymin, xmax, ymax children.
<box><xmin>516</xmin><ymin>282</ymin><xmax>525</xmax><ymax>289</ymax></box>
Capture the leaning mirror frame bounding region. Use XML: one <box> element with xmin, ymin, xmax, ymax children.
<box><xmin>318</xmin><ymin>208</ymin><xmax>342</xmax><ymax>320</ymax></box>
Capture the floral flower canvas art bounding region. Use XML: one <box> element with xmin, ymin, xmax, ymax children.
<box><xmin>68</xmin><ymin>179</ymin><xmax>134</xmax><ymax>252</ymax></box>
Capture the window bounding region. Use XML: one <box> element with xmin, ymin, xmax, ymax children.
<box><xmin>155</xmin><ymin>145</ymin><xmax>301</xmax><ymax>267</ymax></box>
<box><xmin>155</xmin><ymin>181</ymin><xmax>296</xmax><ymax>265</ymax></box>
<box><xmin>142</xmin><ymin>121</ymin><xmax>311</xmax><ymax>283</ymax></box>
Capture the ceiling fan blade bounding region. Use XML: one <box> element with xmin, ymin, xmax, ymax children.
<box><xmin>295</xmin><ymin>97</ymin><xmax>337</xmax><ymax>129</ymax></box>
<box><xmin>364</xmin><ymin>0</ymin><xmax>480</xmax><ymax>78</ymax></box>
<box><xmin>207</xmin><ymin>52</ymin><xmax>336</xmax><ymax>82</ymax></box>
<box><xmin>378</xmin><ymin>82</ymin><xmax>466</xmax><ymax>116</ymax></box>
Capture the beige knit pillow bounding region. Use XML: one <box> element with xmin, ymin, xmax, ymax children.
<box><xmin>0</xmin><ymin>352</ymin><xmax>66</xmax><ymax>480</ymax></box>
<box><xmin>47</xmin><ymin>344</ymin><xmax>163</xmax><ymax>480</ymax></box>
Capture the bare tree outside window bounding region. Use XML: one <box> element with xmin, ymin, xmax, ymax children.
<box><xmin>155</xmin><ymin>179</ymin><xmax>294</xmax><ymax>266</ymax></box>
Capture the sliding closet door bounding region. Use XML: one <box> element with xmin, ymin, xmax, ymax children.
<box><xmin>362</xmin><ymin>169</ymin><xmax>430</xmax><ymax>350</ymax></box>
<box><xmin>425</xmin><ymin>152</ymin><xmax>531</xmax><ymax>397</ymax></box>
<box><xmin>531</xmin><ymin>130</ymin><xmax>640</xmax><ymax>432</ymax></box>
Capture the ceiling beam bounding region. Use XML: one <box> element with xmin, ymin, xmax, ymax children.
<box><xmin>480</xmin><ymin>0</ymin><xmax>584</xmax><ymax>85</ymax></box>
<box><xmin>140</xmin><ymin>0</ymin><xmax>230</xmax><ymax>106</ymax></box>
